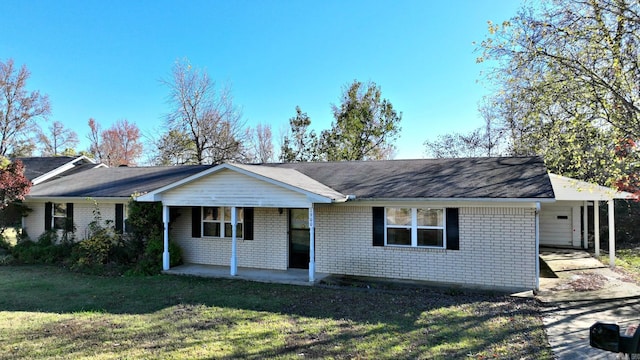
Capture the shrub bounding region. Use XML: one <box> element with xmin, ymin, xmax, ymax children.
<box><xmin>0</xmin><ymin>234</ymin><xmax>10</xmax><ymax>251</ymax></box>
<box><xmin>70</xmin><ymin>204</ymin><xmax>123</xmax><ymax>272</ymax></box>
<box><xmin>12</xmin><ymin>230</ymin><xmax>73</xmax><ymax>264</ymax></box>
<box><xmin>127</xmin><ymin>234</ymin><xmax>183</xmax><ymax>275</ymax></box>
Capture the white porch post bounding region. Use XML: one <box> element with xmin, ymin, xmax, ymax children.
<box><xmin>535</xmin><ymin>203</ymin><xmax>540</xmax><ymax>292</ymax></box>
<box><xmin>594</xmin><ymin>200</ymin><xmax>600</xmax><ymax>257</ymax></box>
<box><xmin>162</xmin><ymin>205</ymin><xmax>170</xmax><ymax>271</ymax></box>
<box><xmin>230</xmin><ymin>206</ymin><xmax>238</xmax><ymax>276</ymax></box>
<box><xmin>308</xmin><ymin>205</ymin><xmax>315</xmax><ymax>282</ymax></box>
<box><xmin>582</xmin><ymin>201</ymin><xmax>589</xmax><ymax>249</ymax></box>
<box><xmin>608</xmin><ymin>200</ymin><xmax>616</xmax><ymax>267</ymax></box>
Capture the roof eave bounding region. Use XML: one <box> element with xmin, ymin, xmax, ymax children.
<box><xmin>347</xmin><ymin>197</ymin><xmax>556</xmax><ymax>203</ymax></box>
<box><xmin>24</xmin><ymin>195</ymin><xmax>131</xmax><ymax>202</ymax></box>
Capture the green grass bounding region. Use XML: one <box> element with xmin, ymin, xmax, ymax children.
<box><xmin>0</xmin><ymin>266</ymin><xmax>552</xmax><ymax>359</ymax></box>
<box><xmin>599</xmin><ymin>248</ymin><xmax>640</xmax><ymax>279</ymax></box>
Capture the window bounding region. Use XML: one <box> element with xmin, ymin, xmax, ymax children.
<box><xmin>45</xmin><ymin>202</ymin><xmax>73</xmax><ymax>232</ymax></box>
<box><xmin>53</xmin><ymin>203</ymin><xmax>68</xmax><ymax>230</ymax></box>
<box><xmin>385</xmin><ymin>207</ymin><xmax>445</xmax><ymax>248</ymax></box>
<box><xmin>202</xmin><ymin>207</ymin><xmax>243</xmax><ymax>238</ymax></box>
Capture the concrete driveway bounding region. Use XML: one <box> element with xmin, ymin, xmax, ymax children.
<box><xmin>538</xmin><ymin>248</ymin><xmax>640</xmax><ymax>359</ymax></box>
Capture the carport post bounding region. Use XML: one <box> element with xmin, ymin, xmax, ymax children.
<box><xmin>308</xmin><ymin>205</ymin><xmax>315</xmax><ymax>282</ymax></box>
<box><xmin>535</xmin><ymin>202</ymin><xmax>540</xmax><ymax>291</ymax></box>
<box><xmin>594</xmin><ymin>200</ymin><xmax>600</xmax><ymax>257</ymax></box>
<box><xmin>230</xmin><ymin>206</ymin><xmax>238</xmax><ymax>276</ymax></box>
<box><xmin>608</xmin><ymin>200</ymin><xmax>615</xmax><ymax>267</ymax></box>
<box><xmin>162</xmin><ymin>205</ymin><xmax>170</xmax><ymax>271</ymax></box>
<box><xmin>583</xmin><ymin>201</ymin><xmax>589</xmax><ymax>249</ymax></box>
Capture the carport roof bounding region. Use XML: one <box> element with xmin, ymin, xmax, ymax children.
<box><xmin>549</xmin><ymin>173</ymin><xmax>634</xmax><ymax>201</ymax></box>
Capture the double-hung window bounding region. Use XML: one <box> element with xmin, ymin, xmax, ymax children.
<box><xmin>52</xmin><ymin>203</ymin><xmax>68</xmax><ymax>230</ymax></box>
<box><xmin>385</xmin><ymin>207</ymin><xmax>445</xmax><ymax>248</ymax></box>
<box><xmin>202</xmin><ymin>207</ymin><xmax>243</xmax><ymax>238</ymax></box>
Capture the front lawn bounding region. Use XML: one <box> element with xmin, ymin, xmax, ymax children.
<box><xmin>0</xmin><ymin>266</ymin><xmax>552</xmax><ymax>359</ymax></box>
<box><xmin>600</xmin><ymin>248</ymin><xmax>640</xmax><ymax>281</ymax></box>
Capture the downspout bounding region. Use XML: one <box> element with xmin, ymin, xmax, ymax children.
<box><xmin>535</xmin><ymin>202</ymin><xmax>541</xmax><ymax>292</ymax></box>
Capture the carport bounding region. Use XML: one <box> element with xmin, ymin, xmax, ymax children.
<box><xmin>541</xmin><ymin>174</ymin><xmax>634</xmax><ymax>266</ymax></box>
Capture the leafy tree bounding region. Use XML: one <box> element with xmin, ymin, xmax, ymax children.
<box><xmin>153</xmin><ymin>129</ymin><xmax>198</xmax><ymax>165</ymax></box>
<box><xmin>320</xmin><ymin>80</ymin><xmax>401</xmax><ymax>161</ymax></box>
<box><xmin>0</xmin><ymin>59</ymin><xmax>50</xmax><ymax>157</ymax></box>
<box><xmin>477</xmin><ymin>0</ymin><xmax>640</xmax><ymax>190</ymax></box>
<box><xmin>0</xmin><ymin>158</ymin><xmax>31</xmax><ymax>211</ymax></box>
<box><xmin>88</xmin><ymin>118</ymin><xmax>143</xmax><ymax>166</ymax></box>
<box><xmin>280</xmin><ymin>107</ymin><xmax>320</xmax><ymax>162</ymax></box>
<box><xmin>162</xmin><ymin>58</ymin><xmax>245</xmax><ymax>165</ymax></box>
<box><xmin>38</xmin><ymin>120</ymin><xmax>79</xmax><ymax>156</ymax></box>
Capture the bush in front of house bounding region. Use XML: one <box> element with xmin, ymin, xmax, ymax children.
<box><xmin>12</xmin><ymin>230</ymin><xmax>74</xmax><ymax>265</ymax></box>
<box><xmin>124</xmin><ymin>199</ymin><xmax>182</xmax><ymax>275</ymax></box>
<box><xmin>11</xmin><ymin>200</ymin><xmax>183</xmax><ymax>276</ymax></box>
<box><xmin>127</xmin><ymin>233</ymin><xmax>182</xmax><ymax>275</ymax></box>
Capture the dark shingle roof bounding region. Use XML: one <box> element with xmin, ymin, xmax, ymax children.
<box><xmin>16</xmin><ymin>156</ymin><xmax>81</xmax><ymax>181</ymax></box>
<box><xmin>266</xmin><ymin>157</ymin><xmax>554</xmax><ymax>199</ymax></box>
<box><xmin>28</xmin><ymin>165</ymin><xmax>212</xmax><ymax>198</ymax></box>
<box><xmin>26</xmin><ymin>157</ymin><xmax>554</xmax><ymax>201</ymax></box>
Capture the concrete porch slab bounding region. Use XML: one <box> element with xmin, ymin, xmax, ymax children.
<box><xmin>163</xmin><ymin>263</ymin><xmax>330</xmax><ymax>286</ymax></box>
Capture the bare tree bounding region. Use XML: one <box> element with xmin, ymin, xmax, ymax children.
<box><xmin>38</xmin><ymin>120</ymin><xmax>79</xmax><ymax>156</ymax></box>
<box><xmin>245</xmin><ymin>123</ymin><xmax>274</xmax><ymax>163</ymax></box>
<box><xmin>0</xmin><ymin>59</ymin><xmax>50</xmax><ymax>157</ymax></box>
<box><xmin>87</xmin><ymin>118</ymin><xmax>143</xmax><ymax>166</ymax></box>
<box><xmin>162</xmin><ymin>58</ymin><xmax>245</xmax><ymax>165</ymax></box>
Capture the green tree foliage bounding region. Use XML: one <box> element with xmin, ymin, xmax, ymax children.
<box><xmin>477</xmin><ymin>0</ymin><xmax>640</xmax><ymax>190</ymax></box>
<box><xmin>154</xmin><ymin>129</ymin><xmax>198</xmax><ymax>165</ymax></box>
<box><xmin>126</xmin><ymin>199</ymin><xmax>182</xmax><ymax>274</ymax></box>
<box><xmin>320</xmin><ymin>80</ymin><xmax>401</xmax><ymax>161</ymax></box>
<box><xmin>280</xmin><ymin>107</ymin><xmax>320</xmax><ymax>162</ymax></box>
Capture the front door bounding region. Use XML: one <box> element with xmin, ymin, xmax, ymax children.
<box><xmin>289</xmin><ymin>208</ymin><xmax>310</xmax><ymax>269</ymax></box>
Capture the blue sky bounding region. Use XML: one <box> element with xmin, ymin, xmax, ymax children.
<box><xmin>1</xmin><ymin>0</ymin><xmax>523</xmax><ymax>160</ymax></box>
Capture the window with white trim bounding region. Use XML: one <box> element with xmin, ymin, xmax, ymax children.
<box><xmin>385</xmin><ymin>207</ymin><xmax>445</xmax><ymax>248</ymax></box>
<box><xmin>202</xmin><ymin>207</ymin><xmax>243</xmax><ymax>238</ymax></box>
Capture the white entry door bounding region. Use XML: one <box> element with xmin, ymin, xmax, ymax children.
<box><xmin>540</xmin><ymin>207</ymin><xmax>574</xmax><ymax>247</ymax></box>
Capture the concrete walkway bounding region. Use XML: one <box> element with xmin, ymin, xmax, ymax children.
<box><xmin>164</xmin><ymin>263</ymin><xmax>330</xmax><ymax>286</ymax></box>
<box><xmin>538</xmin><ymin>248</ymin><xmax>640</xmax><ymax>359</ymax></box>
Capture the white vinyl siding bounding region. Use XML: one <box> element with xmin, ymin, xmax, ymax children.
<box><xmin>159</xmin><ymin>169</ymin><xmax>313</xmax><ymax>208</ymax></box>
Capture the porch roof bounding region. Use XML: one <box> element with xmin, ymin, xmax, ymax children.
<box><xmin>549</xmin><ymin>174</ymin><xmax>634</xmax><ymax>201</ymax></box>
<box><xmin>135</xmin><ymin>163</ymin><xmax>346</xmax><ymax>204</ymax></box>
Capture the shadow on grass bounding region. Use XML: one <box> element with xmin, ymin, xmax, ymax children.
<box><xmin>0</xmin><ymin>265</ymin><xmax>551</xmax><ymax>359</ymax></box>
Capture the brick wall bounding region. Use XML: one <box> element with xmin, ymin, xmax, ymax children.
<box><xmin>314</xmin><ymin>205</ymin><xmax>537</xmax><ymax>291</ymax></box>
<box><xmin>171</xmin><ymin>207</ymin><xmax>288</xmax><ymax>270</ymax></box>
<box><xmin>169</xmin><ymin>204</ymin><xmax>537</xmax><ymax>290</ymax></box>
<box><xmin>23</xmin><ymin>200</ymin><xmax>121</xmax><ymax>242</ymax></box>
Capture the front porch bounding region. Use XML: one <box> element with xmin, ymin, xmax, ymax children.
<box><xmin>164</xmin><ymin>263</ymin><xmax>330</xmax><ymax>286</ymax></box>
